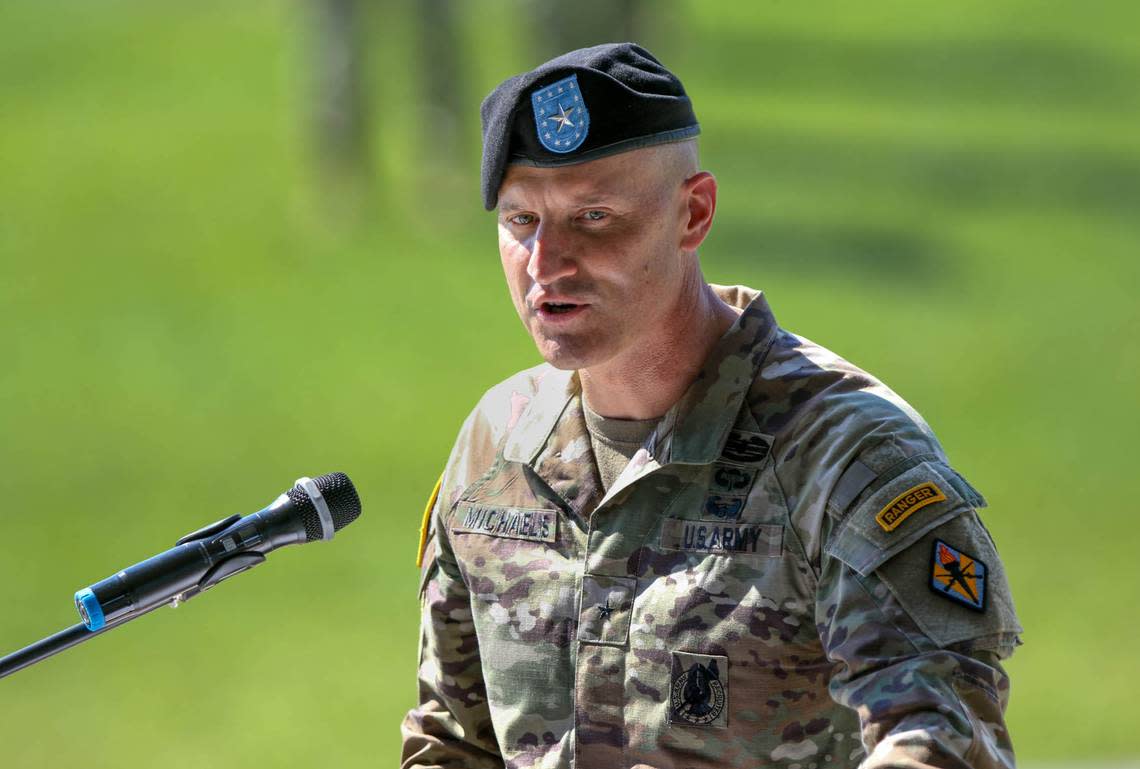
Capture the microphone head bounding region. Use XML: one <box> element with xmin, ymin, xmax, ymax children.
<box><xmin>286</xmin><ymin>472</ymin><xmax>362</xmax><ymax>542</ymax></box>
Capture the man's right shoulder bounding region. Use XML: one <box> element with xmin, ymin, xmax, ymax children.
<box><xmin>464</xmin><ymin>362</ymin><xmax>555</xmax><ymax>446</ymax></box>
<box><xmin>435</xmin><ymin>362</ymin><xmax>564</xmax><ymax>518</ymax></box>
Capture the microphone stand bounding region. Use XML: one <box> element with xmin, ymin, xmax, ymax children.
<box><xmin>2</xmin><ymin>521</ymin><xmax>267</xmax><ymax>681</ymax></box>
<box><xmin>0</xmin><ymin>601</ymin><xmax>168</xmax><ymax>680</ymax></box>
<box><xmin>1</xmin><ymin>513</ymin><xmax>259</xmax><ymax>681</ymax></box>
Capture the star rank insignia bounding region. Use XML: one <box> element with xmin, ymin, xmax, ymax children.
<box><xmin>531</xmin><ymin>74</ymin><xmax>590</xmax><ymax>153</ymax></box>
<box><xmin>930</xmin><ymin>539</ymin><xmax>987</xmax><ymax>612</ymax></box>
<box><xmin>595</xmin><ymin>600</ymin><xmax>614</xmax><ymax>621</ymax></box>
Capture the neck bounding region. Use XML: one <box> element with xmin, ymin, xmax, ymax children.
<box><xmin>579</xmin><ymin>276</ymin><xmax>739</xmax><ymax>420</ymax></box>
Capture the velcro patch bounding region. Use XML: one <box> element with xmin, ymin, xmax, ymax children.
<box><xmin>669</xmin><ymin>651</ymin><xmax>728</xmax><ymax>728</ymax></box>
<box><xmin>577</xmin><ymin>574</ymin><xmax>636</xmax><ymax>645</ymax></box>
<box><xmin>661</xmin><ymin>519</ymin><xmax>782</xmax><ymax>556</ymax></box>
<box><xmin>875</xmin><ymin>481</ymin><xmax>946</xmax><ymax>532</ymax></box>
<box><xmin>531</xmin><ymin>74</ymin><xmax>589</xmax><ymax>154</ymax></box>
<box><xmin>710</xmin><ymin>464</ymin><xmax>756</xmax><ymax>494</ymax></box>
<box><xmin>721</xmin><ymin>430</ymin><xmax>772</xmax><ymax>465</ymax></box>
<box><xmin>930</xmin><ymin>539</ymin><xmax>987</xmax><ymax>612</ymax></box>
<box><xmin>451</xmin><ymin>505</ymin><xmax>557</xmax><ymax>544</ymax></box>
<box><xmin>701</xmin><ymin>494</ymin><xmax>745</xmax><ymax>522</ymax></box>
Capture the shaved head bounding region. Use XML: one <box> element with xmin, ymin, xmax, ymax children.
<box><xmin>656</xmin><ymin>139</ymin><xmax>700</xmax><ymax>187</ymax></box>
<box><xmin>609</xmin><ymin>140</ymin><xmax>701</xmax><ymax>203</ymax></box>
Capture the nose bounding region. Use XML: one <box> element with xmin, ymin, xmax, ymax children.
<box><xmin>527</xmin><ymin>222</ymin><xmax>577</xmax><ymax>284</ymax></box>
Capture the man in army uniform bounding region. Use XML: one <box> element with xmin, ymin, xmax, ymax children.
<box><xmin>401</xmin><ymin>43</ymin><xmax>1022</xmax><ymax>769</ymax></box>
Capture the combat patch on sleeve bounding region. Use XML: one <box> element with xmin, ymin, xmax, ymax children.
<box><xmin>876</xmin><ymin>481</ymin><xmax>947</xmax><ymax>532</ymax></box>
<box><xmin>930</xmin><ymin>539</ymin><xmax>987</xmax><ymax>612</ymax></box>
<box><xmin>871</xmin><ymin>511</ymin><xmax>1022</xmax><ymax>648</ymax></box>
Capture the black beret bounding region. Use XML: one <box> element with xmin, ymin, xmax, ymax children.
<box><xmin>479</xmin><ymin>42</ymin><xmax>700</xmax><ymax>210</ymax></box>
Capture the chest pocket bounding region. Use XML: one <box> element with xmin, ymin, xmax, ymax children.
<box><xmin>447</xmin><ymin>458</ymin><xmax>579</xmax><ymax>595</ymax></box>
<box><xmin>627</xmin><ymin>465</ymin><xmax>822</xmax><ymax>711</ymax></box>
<box><xmin>447</xmin><ymin>500</ymin><xmax>573</xmax><ymax>638</ymax></box>
<box><xmin>631</xmin><ymin>470</ymin><xmax>807</xmax><ymax>628</ymax></box>
<box><xmin>447</xmin><ymin>455</ymin><xmax>578</xmax><ymax>563</ymax></box>
<box><xmin>444</xmin><ymin>459</ymin><xmax>584</xmax><ymax>756</ymax></box>
<box><xmin>619</xmin><ymin>458</ymin><xmax>854</xmax><ymax>769</ymax></box>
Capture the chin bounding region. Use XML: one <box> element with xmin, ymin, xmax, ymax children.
<box><xmin>535</xmin><ymin>344</ymin><xmax>587</xmax><ymax>371</ymax></box>
<box><xmin>532</xmin><ymin>334</ymin><xmax>605</xmax><ymax>371</ymax></box>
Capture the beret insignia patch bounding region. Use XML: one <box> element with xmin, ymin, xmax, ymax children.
<box><xmin>531</xmin><ymin>74</ymin><xmax>589</xmax><ymax>153</ymax></box>
<box><xmin>930</xmin><ymin>539</ymin><xmax>987</xmax><ymax>612</ymax></box>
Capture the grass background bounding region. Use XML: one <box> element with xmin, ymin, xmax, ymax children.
<box><xmin>1</xmin><ymin>0</ymin><xmax>1137</xmax><ymax>765</ymax></box>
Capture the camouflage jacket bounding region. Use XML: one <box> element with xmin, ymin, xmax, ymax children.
<box><xmin>401</xmin><ymin>285</ymin><xmax>1022</xmax><ymax>769</ymax></box>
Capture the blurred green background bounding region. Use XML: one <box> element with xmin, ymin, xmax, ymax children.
<box><xmin>1</xmin><ymin>0</ymin><xmax>1137</xmax><ymax>765</ymax></box>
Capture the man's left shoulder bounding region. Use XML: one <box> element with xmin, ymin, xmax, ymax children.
<box><xmin>750</xmin><ymin>329</ymin><xmax>947</xmax><ymax>481</ymax></box>
<box><xmin>750</xmin><ymin>331</ymin><xmax>986</xmax><ymax>549</ymax></box>
<box><xmin>749</xmin><ymin>331</ymin><xmax>1022</xmax><ymax>651</ymax></box>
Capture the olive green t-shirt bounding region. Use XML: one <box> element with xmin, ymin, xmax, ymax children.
<box><xmin>582</xmin><ymin>399</ymin><xmax>662</xmax><ymax>492</ymax></box>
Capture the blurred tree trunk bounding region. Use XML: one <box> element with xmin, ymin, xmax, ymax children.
<box><xmin>304</xmin><ymin>0</ymin><xmax>371</xmax><ymax>203</ymax></box>
<box><xmin>416</xmin><ymin>0</ymin><xmax>466</xmax><ymax>166</ymax></box>
<box><xmin>534</xmin><ymin>0</ymin><xmax>645</xmax><ymax>56</ymax></box>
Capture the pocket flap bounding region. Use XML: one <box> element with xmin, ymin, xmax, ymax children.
<box><xmin>825</xmin><ymin>460</ymin><xmax>973</xmax><ymax>576</ymax></box>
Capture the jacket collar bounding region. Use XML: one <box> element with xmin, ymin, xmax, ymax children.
<box><xmin>502</xmin><ymin>285</ymin><xmax>778</xmax><ymax>471</ymax></box>
<box><xmin>662</xmin><ymin>285</ymin><xmax>778</xmax><ymax>464</ymax></box>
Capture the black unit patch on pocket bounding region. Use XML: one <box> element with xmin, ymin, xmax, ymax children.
<box><xmin>669</xmin><ymin>651</ymin><xmax>728</xmax><ymax>728</ymax></box>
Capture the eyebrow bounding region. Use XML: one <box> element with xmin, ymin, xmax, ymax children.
<box><xmin>574</xmin><ymin>197</ymin><xmax>618</xmax><ymax>209</ymax></box>
<box><xmin>498</xmin><ymin>194</ymin><xmax>621</xmax><ymax>214</ymax></box>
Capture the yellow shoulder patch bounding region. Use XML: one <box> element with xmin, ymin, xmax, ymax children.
<box><xmin>416</xmin><ymin>473</ymin><xmax>444</xmax><ymax>567</ymax></box>
<box><xmin>875</xmin><ymin>481</ymin><xmax>946</xmax><ymax>532</ymax></box>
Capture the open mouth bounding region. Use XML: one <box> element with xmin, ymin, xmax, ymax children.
<box><xmin>536</xmin><ymin>301</ymin><xmax>588</xmax><ymax>320</ymax></box>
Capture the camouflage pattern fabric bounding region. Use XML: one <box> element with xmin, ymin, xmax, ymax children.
<box><xmin>401</xmin><ymin>285</ymin><xmax>1022</xmax><ymax>769</ymax></box>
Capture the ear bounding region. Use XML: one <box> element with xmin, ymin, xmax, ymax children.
<box><xmin>679</xmin><ymin>171</ymin><xmax>717</xmax><ymax>252</ymax></box>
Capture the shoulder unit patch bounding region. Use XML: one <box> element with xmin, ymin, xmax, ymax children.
<box><xmin>875</xmin><ymin>481</ymin><xmax>946</xmax><ymax>532</ymax></box>
<box><xmin>930</xmin><ymin>539</ymin><xmax>987</xmax><ymax>611</ymax></box>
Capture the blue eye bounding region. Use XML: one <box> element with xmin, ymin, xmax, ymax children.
<box><xmin>583</xmin><ymin>210</ymin><xmax>607</xmax><ymax>221</ymax></box>
<box><xmin>509</xmin><ymin>213</ymin><xmax>536</xmax><ymax>226</ymax></box>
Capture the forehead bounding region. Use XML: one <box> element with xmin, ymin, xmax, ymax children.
<box><xmin>498</xmin><ymin>148</ymin><xmax>665</xmax><ymax>211</ymax></box>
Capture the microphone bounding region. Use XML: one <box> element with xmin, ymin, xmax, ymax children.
<box><xmin>73</xmin><ymin>472</ymin><xmax>362</xmax><ymax>631</ymax></box>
